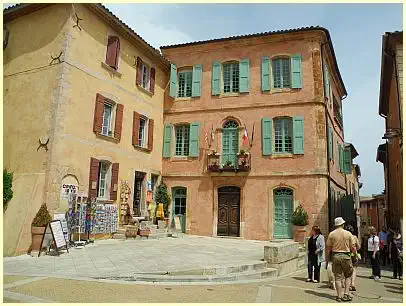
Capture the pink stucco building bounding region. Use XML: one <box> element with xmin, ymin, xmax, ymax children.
<box><xmin>160</xmin><ymin>27</ymin><xmax>357</xmax><ymax>240</ymax></box>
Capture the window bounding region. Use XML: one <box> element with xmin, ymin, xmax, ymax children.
<box><xmin>97</xmin><ymin>161</ymin><xmax>111</xmax><ymax>199</ymax></box>
<box><xmin>101</xmin><ymin>103</ymin><xmax>113</xmax><ymax>136</ymax></box>
<box><xmin>173</xmin><ymin>187</ymin><xmax>187</xmax><ymax>215</ymax></box>
<box><xmin>178</xmin><ymin>71</ymin><xmax>193</xmax><ymax>98</ymax></box>
<box><xmin>333</xmin><ymin>96</ymin><xmax>343</xmax><ymax>127</ymax></box>
<box><xmin>272</xmin><ymin>58</ymin><xmax>291</xmax><ymax>88</ymax></box>
<box><xmin>141</xmin><ymin>64</ymin><xmax>150</xmax><ymax>90</ymax></box>
<box><xmin>106</xmin><ymin>36</ymin><xmax>120</xmax><ymax>70</ymax></box>
<box><xmin>223</xmin><ymin>62</ymin><xmax>239</xmax><ymax>93</ymax></box>
<box><xmin>138</xmin><ymin>117</ymin><xmax>147</xmax><ymax>148</ymax></box>
<box><xmin>274</xmin><ymin>118</ymin><xmax>293</xmax><ymax>153</ymax></box>
<box><xmin>175</xmin><ymin>125</ymin><xmax>190</xmax><ymax>156</ymax></box>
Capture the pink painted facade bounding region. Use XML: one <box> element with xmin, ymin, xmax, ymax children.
<box><xmin>161</xmin><ymin>28</ymin><xmax>349</xmax><ymax>240</ymax></box>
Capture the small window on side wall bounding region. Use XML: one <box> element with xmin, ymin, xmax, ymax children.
<box><xmin>136</xmin><ymin>57</ymin><xmax>155</xmax><ymax>94</ymax></box>
<box><xmin>93</xmin><ymin>93</ymin><xmax>124</xmax><ymax>141</ymax></box>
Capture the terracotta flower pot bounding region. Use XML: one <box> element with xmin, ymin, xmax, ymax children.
<box><xmin>293</xmin><ymin>225</ymin><xmax>307</xmax><ymax>243</ymax></box>
<box><xmin>31</xmin><ymin>226</ymin><xmax>46</xmax><ymax>252</ymax></box>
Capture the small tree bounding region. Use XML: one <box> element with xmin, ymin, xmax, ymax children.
<box><xmin>291</xmin><ymin>204</ymin><xmax>309</xmax><ymax>226</ymax></box>
<box><xmin>155</xmin><ymin>182</ymin><xmax>171</xmax><ymax>218</ymax></box>
<box><xmin>32</xmin><ymin>203</ymin><xmax>52</xmax><ymax>227</ymax></box>
<box><xmin>3</xmin><ymin>169</ymin><xmax>13</xmax><ymax>212</ymax></box>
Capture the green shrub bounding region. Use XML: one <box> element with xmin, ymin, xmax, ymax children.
<box><xmin>291</xmin><ymin>204</ymin><xmax>309</xmax><ymax>226</ymax></box>
<box><xmin>32</xmin><ymin>203</ymin><xmax>52</xmax><ymax>227</ymax></box>
<box><xmin>3</xmin><ymin>169</ymin><xmax>13</xmax><ymax>211</ymax></box>
<box><xmin>155</xmin><ymin>182</ymin><xmax>171</xmax><ymax>218</ymax></box>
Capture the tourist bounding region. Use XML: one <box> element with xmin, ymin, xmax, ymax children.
<box><xmin>378</xmin><ymin>226</ymin><xmax>389</xmax><ymax>266</ymax></box>
<box><xmin>325</xmin><ymin>217</ymin><xmax>356</xmax><ymax>302</ymax></box>
<box><xmin>345</xmin><ymin>224</ymin><xmax>361</xmax><ymax>291</ymax></box>
<box><xmin>306</xmin><ymin>226</ymin><xmax>325</xmax><ymax>283</ymax></box>
<box><xmin>367</xmin><ymin>226</ymin><xmax>381</xmax><ymax>281</ymax></box>
<box><xmin>389</xmin><ymin>228</ymin><xmax>403</xmax><ymax>280</ymax></box>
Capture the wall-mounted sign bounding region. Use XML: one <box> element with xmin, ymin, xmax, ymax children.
<box><xmin>60</xmin><ymin>184</ymin><xmax>78</xmax><ymax>200</ymax></box>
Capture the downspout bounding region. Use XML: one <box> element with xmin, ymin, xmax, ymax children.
<box><xmin>321</xmin><ymin>42</ymin><xmax>332</xmax><ymax>232</ymax></box>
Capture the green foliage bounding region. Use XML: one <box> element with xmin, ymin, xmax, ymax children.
<box><xmin>32</xmin><ymin>203</ymin><xmax>52</xmax><ymax>227</ymax></box>
<box><xmin>291</xmin><ymin>204</ymin><xmax>309</xmax><ymax>226</ymax></box>
<box><xmin>155</xmin><ymin>182</ymin><xmax>171</xmax><ymax>218</ymax></box>
<box><xmin>3</xmin><ymin>169</ymin><xmax>13</xmax><ymax>211</ymax></box>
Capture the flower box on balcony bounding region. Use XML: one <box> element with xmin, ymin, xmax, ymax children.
<box><xmin>238</xmin><ymin>165</ymin><xmax>250</xmax><ymax>172</ymax></box>
<box><xmin>208</xmin><ymin>164</ymin><xmax>220</xmax><ymax>172</ymax></box>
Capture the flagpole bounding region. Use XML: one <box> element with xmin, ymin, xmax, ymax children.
<box><xmin>250</xmin><ymin>122</ymin><xmax>255</xmax><ymax>148</ymax></box>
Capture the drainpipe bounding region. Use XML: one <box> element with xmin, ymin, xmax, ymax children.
<box><xmin>321</xmin><ymin>42</ymin><xmax>332</xmax><ymax>232</ymax></box>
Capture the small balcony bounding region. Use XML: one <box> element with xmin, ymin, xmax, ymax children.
<box><xmin>207</xmin><ymin>150</ymin><xmax>251</xmax><ymax>173</ymax></box>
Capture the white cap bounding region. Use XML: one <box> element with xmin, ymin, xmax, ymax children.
<box><xmin>334</xmin><ymin>217</ymin><xmax>346</xmax><ymax>227</ymax></box>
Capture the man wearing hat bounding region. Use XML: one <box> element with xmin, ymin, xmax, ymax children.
<box><xmin>325</xmin><ymin>217</ymin><xmax>357</xmax><ymax>302</ymax></box>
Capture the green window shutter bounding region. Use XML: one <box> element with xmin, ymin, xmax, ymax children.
<box><xmin>212</xmin><ymin>61</ymin><xmax>221</xmax><ymax>95</ymax></box>
<box><xmin>163</xmin><ymin>124</ymin><xmax>172</xmax><ymax>157</ymax></box>
<box><xmin>293</xmin><ymin>116</ymin><xmax>305</xmax><ymax>154</ymax></box>
<box><xmin>261</xmin><ymin>117</ymin><xmax>273</xmax><ymax>155</ymax></box>
<box><xmin>291</xmin><ymin>54</ymin><xmax>302</xmax><ymax>89</ymax></box>
<box><xmin>169</xmin><ymin>64</ymin><xmax>177</xmax><ymax>98</ymax></box>
<box><xmin>239</xmin><ymin>58</ymin><xmax>250</xmax><ymax>93</ymax></box>
<box><xmin>344</xmin><ymin>147</ymin><xmax>351</xmax><ymax>174</ymax></box>
<box><xmin>338</xmin><ymin>144</ymin><xmax>343</xmax><ymax>172</ymax></box>
<box><xmin>189</xmin><ymin>122</ymin><xmax>200</xmax><ymax>157</ymax></box>
<box><xmin>328</xmin><ymin>126</ymin><xmax>333</xmax><ymax>160</ymax></box>
<box><xmin>261</xmin><ymin>56</ymin><xmax>271</xmax><ymax>91</ymax></box>
<box><xmin>323</xmin><ymin>62</ymin><xmax>329</xmax><ymax>100</ymax></box>
<box><xmin>192</xmin><ymin>64</ymin><xmax>202</xmax><ymax>97</ymax></box>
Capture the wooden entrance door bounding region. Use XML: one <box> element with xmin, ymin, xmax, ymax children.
<box><xmin>217</xmin><ymin>186</ymin><xmax>240</xmax><ymax>237</ymax></box>
<box><xmin>273</xmin><ymin>188</ymin><xmax>293</xmax><ymax>239</ymax></box>
<box><xmin>133</xmin><ymin>171</ymin><xmax>145</xmax><ymax>216</ymax></box>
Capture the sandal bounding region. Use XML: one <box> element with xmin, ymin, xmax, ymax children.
<box><xmin>306</xmin><ymin>279</ymin><xmax>312</xmax><ymax>282</ymax></box>
<box><xmin>349</xmin><ymin>286</ymin><xmax>356</xmax><ymax>292</ymax></box>
<box><xmin>335</xmin><ymin>297</ymin><xmax>342</xmax><ymax>302</ymax></box>
<box><xmin>341</xmin><ymin>294</ymin><xmax>352</xmax><ymax>302</ymax></box>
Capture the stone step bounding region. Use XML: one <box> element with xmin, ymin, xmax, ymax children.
<box><xmin>170</xmin><ymin>262</ymin><xmax>267</xmax><ymax>276</ymax></box>
<box><xmin>129</xmin><ymin>268</ymin><xmax>278</xmax><ymax>283</ymax></box>
<box><xmin>112</xmin><ymin>234</ymin><xmax>126</xmax><ymax>240</ymax></box>
<box><xmin>116</xmin><ymin>228</ymin><xmax>126</xmax><ymax>235</ymax></box>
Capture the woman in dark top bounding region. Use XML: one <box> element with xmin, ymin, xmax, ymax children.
<box><xmin>306</xmin><ymin>226</ymin><xmax>325</xmax><ymax>283</ymax></box>
<box><xmin>389</xmin><ymin>228</ymin><xmax>403</xmax><ymax>280</ymax></box>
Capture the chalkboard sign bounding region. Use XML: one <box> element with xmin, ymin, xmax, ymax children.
<box><xmin>38</xmin><ymin>220</ymin><xmax>69</xmax><ymax>257</ymax></box>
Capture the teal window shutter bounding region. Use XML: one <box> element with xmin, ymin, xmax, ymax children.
<box><xmin>261</xmin><ymin>56</ymin><xmax>271</xmax><ymax>91</ymax></box>
<box><xmin>344</xmin><ymin>147</ymin><xmax>352</xmax><ymax>174</ymax></box>
<box><xmin>163</xmin><ymin>124</ymin><xmax>172</xmax><ymax>157</ymax></box>
<box><xmin>293</xmin><ymin>116</ymin><xmax>305</xmax><ymax>154</ymax></box>
<box><xmin>261</xmin><ymin>117</ymin><xmax>273</xmax><ymax>155</ymax></box>
<box><xmin>189</xmin><ymin>122</ymin><xmax>200</xmax><ymax>157</ymax></box>
<box><xmin>212</xmin><ymin>62</ymin><xmax>221</xmax><ymax>95</ymax></box>
<box><xmin>169</xmin><ymin>64</ymin><xmax>177</xmax><ymax>98</ymax></box>
<box><xmin>239</xmin><ymin>58</ymin><xmax>250</xmax><ymax>93</ymax></box>
<box><xmin>192</xmin><ymin>64</ymin><xmax>202</xmax><ymax>97</ymax></box>
<box><xmin>328</xmin><ymin>126</ymin><xmax>333</xmax><ymax>160</ymax></box>
<box><xmin>323</xmin><ymin>62</ymin><xmax>329</xmax><ymax>100</ymax></box>
<box><xmin>338</xmin><ymin>144</ymin><xmax>343</xmax><ymax>172</ymax></box>
<box><xmin>291</xmin><ymin>54</ymin><xmax>302</xmax><ymax>89</ymax></box>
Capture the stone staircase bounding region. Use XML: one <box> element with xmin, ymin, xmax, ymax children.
<box><xmin>112</xmin><ymin>221</ymin><xmax>169</xmax><ymax>240</ymax></box>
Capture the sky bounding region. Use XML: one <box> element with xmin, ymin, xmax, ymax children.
<box><xmin>4</xmin><ymin>3</ymin><xmax>402</xmax><ymax>196</ymax></box>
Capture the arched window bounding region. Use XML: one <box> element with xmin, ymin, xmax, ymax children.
<box><xmin>223</xmin><ymin>120</ymin><xmax>239</xmax><ymax>129</ymax></box>
<box><xmin>274</xmin><ymin>117</ymin><xmax>293</xmax><ymax>153</ymax></box>
<box><xmin>272</xmin><ymin>57</ymin><xmax>290</xmax><ymax>89</ymax></box>
<box><xmin>223</xmin><ymin>62</ymin><xmax>239</xmax><ymax>93</ymax></box>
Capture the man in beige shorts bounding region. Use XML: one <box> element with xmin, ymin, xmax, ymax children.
<box><xmin>326</xmin><ymin>217</ymin><xmax>357</xmax><ymax>302</ymax></box>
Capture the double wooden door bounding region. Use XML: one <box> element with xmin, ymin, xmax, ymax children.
<box><xmin>217</xmin><ymin>186</ymin><xmax>240</xmax><ymax>237</ymax></box>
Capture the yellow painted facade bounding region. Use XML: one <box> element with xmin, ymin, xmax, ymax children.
<box><xmin>3</xmin><ymin>4</ymin><xmax>168</xmax><ymax>256</ymax></box>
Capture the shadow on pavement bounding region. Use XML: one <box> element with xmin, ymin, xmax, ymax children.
<box><xmin>387</xmin><ymin>289</ymin><xmax>403</xmax><ymax>294</ymax></box>
<box><xmin>304</xmin><ymin>289</ymin><xmax>335</xmax><ymax>301</ymax></box>
<box><xmin>293</xmin><ymin>276</ymin><xmax>308</xmax><ymax>282</ymax></box>
<box><xmin>384</xmin><ymin>284</ymin><xmax>402</xmax><ymax>290</ymax></box>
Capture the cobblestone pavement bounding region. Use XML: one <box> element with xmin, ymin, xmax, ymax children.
<box><xmin>3</xmin><ymin>266</ymin><xmax>402</xmax><ymax>303</ymax></box>
<box><xmin>3</xmin><ymin>236</ymin><xmax>269</xmax><ymax>278</ymax></box>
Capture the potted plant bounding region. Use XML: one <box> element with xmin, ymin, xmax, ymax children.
<box><xmin>222</xmin><ymin>160</ymin><xmax>234</xmax><ymax>171</ymax></box>
<box><xmin>208</xmin><ymin>161</ymin><xmax>220</xmax><ymax>172</ymax></box>
<box><xmin>3</xmin><ymin>169</ymin><xmax>13</xmax><ymax>212</ymax></box>
<box><xmin>291</xmin><ymin>204</ymin><xmax>309</xmax><ymax>243</ymax></box>
<box><xmin>155</xmin><ymin>182</ymin><xmax>171</xmax><ymax>226</ymax></box>
<box><xmin>30</xmin><ymin>203</ymin><xmax>52</xmax><ymax>253</ymax></box>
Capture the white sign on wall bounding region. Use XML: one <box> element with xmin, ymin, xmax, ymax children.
<box><xmin>60</xmin><ymin>184</ymin><xmax>78</xmax><ymax>200</ymax></box>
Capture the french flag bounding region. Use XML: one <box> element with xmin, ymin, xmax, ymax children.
<box><xmin>242</xmin><ymin>125</ymin><xmax>248</xmax><ymax>145</ymax></box>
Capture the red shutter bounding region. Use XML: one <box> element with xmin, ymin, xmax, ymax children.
<box><xmin>136</xmin><ymin>57</ymin><xmax>143</xmax><ymax>86</ymax></box>
<box><xmin>93</xmin><ymin>94</ymin><xmax>105</xmax><ymax>134</ymax></box>
<box><xmin>132</xmin><ymin>111</ymin><xmax>140</xmax><ymax>146</ymax></box>
<box><xmin>150</xmin><ymin>67</ymin><xmax>155</xmax><ymax>94</ymax></box>
<box><xmin>89</xmin><ymin>158</ymin><xmax>100</xmax><ymax>200</ymax></box>
<box><xmin>148</xmin><ymin>119</ymin><xmax>154</xmax><ymax>151</ymax></box>
<box><xmin>110</xmin><ymin>163</ymin><xmax>119</xmax><ymax>201</ymax></box>
<box><xmin>114</xmin><ymin>104</ymin><xmax>124</xmax><ymax>141</ymax></box>
<box><xmin>106</xmin><ymin>36</ymin><xmax>120</xmax><ymax>70</ymax></box>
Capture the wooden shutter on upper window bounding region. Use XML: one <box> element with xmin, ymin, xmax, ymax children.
<box><xmin>189</xmin><ymin>122</ymin><xmax>200</xmax><ymax>157</ymax></box>
<box><xmin>212</xmin><ymin>62</ymin><xmax>221</xmax><ymax>95</ymax></box>
<box><xmin>148</xmin><ymin>119</ymin><xmax>154</xmax><ymax>151</ymax></box>
<box><xmin>163</xmin><ymin>124</ymin><xmax>173</xmax><ymax>157</ymax></box>
<box><xmin>192</xmin><ymin>64</ymin><xmax>202</xmax><ymax>97</ymax></box>
<box><xmin>114</xmin><ymin>104</ymin><xmax>124</xmax><ymax>141</ymax></box>
<box><xmin>291</xmin><ymin>54</ymin><xmax>302</xmax><ymax>89</ymax></box>
<box><xmin>261</xmin><ymin>57</ymin><xmax>271</xmax><ymax>91</ymax></box>
<box><xmin>293</xmin><ymin>116</ymin><xmax>305</xmax><ymax>154</ymax></box>
<box><xmin>106</xmin><ymin>36</ymin><xmax>120</xmax><ymax>70</ymax></box>
<box><xmin>89</xmin><ymin>157</ymin><xmax>100</xmax><ymax>200</ymax></box>
<box><xmin>93</xmin><ymin>93</ymin><xmax>105</xmax><ymax>134</ymax></box>
<box><xmin>132</xmin><ymin>111</ymin><xmax>140</xmax><ymax>146</ymax></box>
<box><xmin>169</xmin><ymin>64</ymin><xmax>177</xmax><ymax>98</ymax></box>
<box><xmin>136</xmin><ymin>57</ymin><xmax>143</xmax><ymax>86</ymax></box>
<box><xmin>150</xmin><ymin>67</ymin><xmax>156</xmax><ymax>94</ymax></box>
<box><xmin>239</xmin><ymin>58</ymin><xmax>250</xmax><ymax>93</ymax></box>
<box><xmin>110</xmin><ymin>163</ymin><xmax>119</xmax><ymax>201</ymax></box>
<box><xmin>261</xmin><ymin>117</ymin><xmax>273</xmax><ymax>155</ymax></box>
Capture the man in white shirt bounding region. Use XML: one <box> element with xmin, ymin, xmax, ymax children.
<box><xmin>368</xmin><ymin>226</ymin><xmax>381</xmax><ymax>281</ymax></box>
